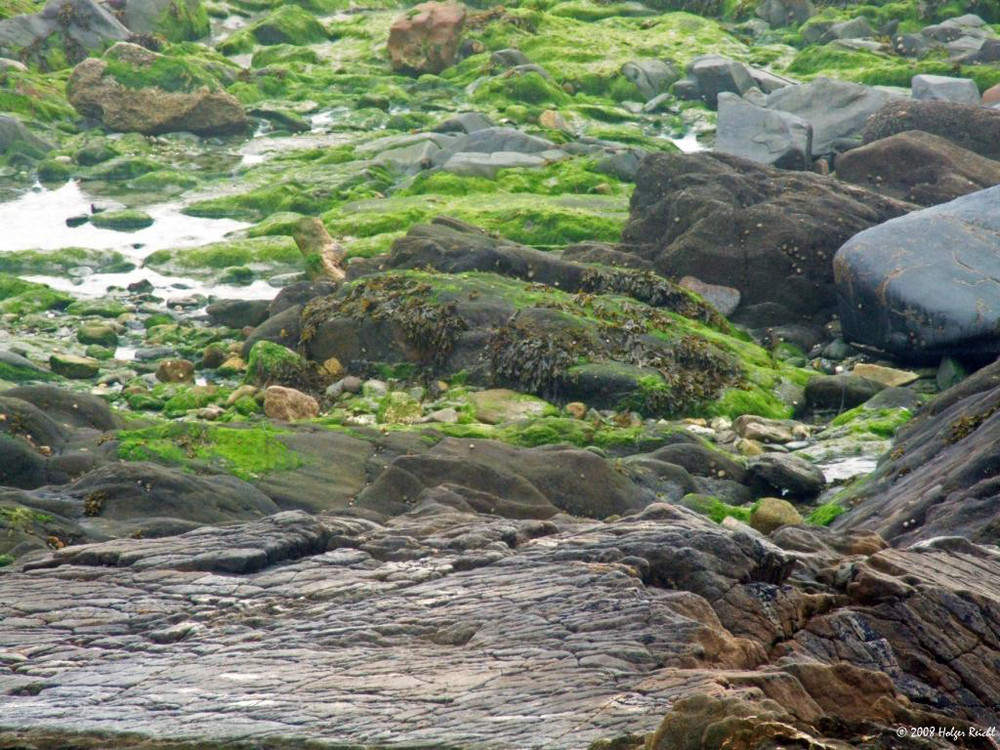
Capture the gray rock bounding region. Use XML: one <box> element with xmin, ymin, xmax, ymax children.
<box><xmin>621</xmin><ymin>60</ymin><xmax>680</xmax><ymax>101</ymax></box>
<box><xmin>685</xmin><ymin>54</ymin><xmax>755</xmax><ymax>109</ymax></box>
<box><xmin>442</xmin><ymin>150</ymin><xmax>555</xmax><ymax>178</ymax></box>
<box><xmin>805</xmin><ymin>374</ymin><xmax>886</xmax><ymax>411</ymax></box>
<box><xmin>594</xmin><ymin>148</ymin><xmax>648</xmax><ymax>181</ymax></box>
<box><xmin>433</xmin><ymin>111</ymin><xmax>493</xmax><ymax>134</ymax></box>
<box><xmin>715</xmin><ymin>92</ymin><xmax>812</xmax><ymax>169</ymax></box>
<box><xmin>756</xmin><ymin>0</ymin><xmax>815</xmax><ymax>27</ymax></box>
<box><xmin>490</xmin><ymin>48</ymin><xmax>531</xmax><ymax>68</ymax></box>
<box><xmin>0</xmin><ymin>115</ymin><xmax>53</xmax><ymax>155</ymax></box>
<box><xmin>819</xmin><ymin>16</ymin><xmax>874</xmax><ymax>43</ymax></box>
<box><xmin>205</xmin><ymin>299</ymin><xmax>270</xmax><ymax>329</ymax></box>
<box><xmin>767</xmin><ymin>77</ymin><xmax>900</xmax><ymax>156</ymax></box>
<box><xmin>749</xmin><ymin>453</ymin><xmax>825</xmax><ymax>498</ymax></box>
<box><xmin>911</xmin><ymin>73</ymin><xmax>979</xmax><ymax>104</ymax></box>
<box><xmin>0</xmin><ymin>0</ymin><xmax>129</xmax><ymax>65</ymax></box>
<box><xmin>834</xmin><ymin>184</ymin><xmax>1000</xmax><ymax>359</ymax></box>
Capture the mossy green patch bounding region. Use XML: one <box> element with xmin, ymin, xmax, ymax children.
<box><xmin>102</xmin><ymin>46</ymin><xmax>221</xmax><ymax>94</ymax></box>
<box><xmin>153</xmin><ymin>0</ymin><xmax>212</xmax><ymax>42</ymax></box>
<box><xmin>90</xmin><ymin>209</ymin><xmax>154</xmax><ymax>231</ymax></box>
<box><xmin>218</xmin><ymin>6</ymin><xmax>327</xmax><ymax>55</ymax></box>
<box><xmin>144</xmin><ymin>236</ymin><xmax>301</xmax><ymax>275</ymax></box>
<box><xmin>117</xmin><ymin>422</ymin><xmax>301</xmax><ymax>480</ymax></box>
<box><xmin>806</xmin><ymin>501</ymin><xmax>846</xmax><ymax>526</ymax></box>
<box><xmin>0</xmin><ymin>275</ymin><xmax>71</xmax><ymax>315</ymax></box>
<box><xmin>681</xmin><ymin>493</ymin><xmax>753</xmax><ymax>523</ymax></box>
<box><xmin>829</xmin><ymin>405</ymin><xmax>912</xmax><ymax>438</ymax></box>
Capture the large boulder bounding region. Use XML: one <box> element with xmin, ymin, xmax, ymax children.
<box><xmin>834</xmin><ymin>184</ymin><xmax>1000</xmax><ymax>360</ymax></box>
<box><xmin>67</xmin><ymin>42</ymin><xmax>247</xmax><ymax>136</ymax></box>
<box><xmin>618</xmin><ymin>152</ymin><xmax>912</xmax><ymax>324</ymax></box>
<box><xmin>0</xmin><ymin>115</ymin><xmax>53</xmax><ymax>155</ymax></box>
<box><xmin>911</xmin><ymin>73</ymin><xmax>980</xmax><ymax>104</ymax></box>
<box><xmin>756</xmin><ymin>0</ymin><xmax>815</xmax><ymax>26</ymax></box>
<box><xmin>681</xmin><ymin>54</ymin><xmax>755</xmax><ymax>109</ymax></box>
<box><xmin>863</xmin><ymin>98</ymin><xmax>1000</xmax><ymax>160</ymax></box>
<box><xmin>120</xmin><ymin>0</ymin><xmax>210</xmax><ymax>42</ymax></box>
<box><xmin>387</xmin><ymin>1</ymin><xmax>466</xmax><ymax>75</ymax></box>
<box><xmin>767</xmin><ymin>77</ymin><xmax>900</xmax><ymax>155</ymax></box>
<box><xmin>715</xmin><ymin>92</ymin><xmax>812</xmax><ymax>169</ymax></box>
<box><xmin>0</xmin><ymin>0</ymin><xmax>129</xmax><ymax>69</ymax></box>
<box><xmin>835</xmin><ymin>130</ymin><xmax>1000</xmax><ymax>205</ymax></box>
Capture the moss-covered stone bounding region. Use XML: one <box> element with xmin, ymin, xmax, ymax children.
<box><xmin>90</xmin><ymin>209</ymin><xmax>154</xmax><ymax>231</ymax></box>
<box><xmin>218</xmin><ymin>6</ymin><xmax>328</xmax><ymax>55</ymax></box>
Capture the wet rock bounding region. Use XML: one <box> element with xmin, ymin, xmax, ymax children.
<box><xmin>756</xmin><ymin>0</ymin><xmax>815</xmax><ymax>27</ymax></box>
<box><xmin>48</xmin><ymin>354</ymin><xmax>98</xmax><ymax>379</ymax></box>
<box><xmin>241</xmin><ymin>304</ymin><xmax>301</xmax><ymax>359</ymax></box>
<box><xmin>683</xmin><ymin>54</ymin><xmax>755</xmax><ymax>108</ymax></box>
<box><xmin>912</xmin><ymin>73</ymin><xmax>980</xmax><ymax>104</ymax></box>
<box><xmin>618</xmin><ymin>152</ymin><xmax>912</xmax><ymax>324</ymax></box>
<box><xmin>0</xmin><ymin>0</ymin><xmax>129</xmax><ymax>68</ymax></box>
<box><xmin>2</xmin><ymin>386</ymin><xmax>121</xmax><ymax>431</ymax></box>
<box><xmin>767</xmin><ymin>77</ymin><xmax>900</xmax><ymax>156</ymax></box>
<box><xmin>0</xmin><ymin>351</ymin><xmax>54</xmax><ymax>383</ymax></box>
<box><xmin>293</xmin><ymin>217</ymin><xmax>346</xmax><ymax>282</ymax></box>
<box><xmin>155</xmin><ymin>358</ymin><xmax>194</xmax><ymax>383</ymax></box>
<box><xmin>76</xmin><ymin>321</ymin><xmax>118</xmax><ymax>348</ymax></box>
<box><xmin>715</xmin><ymin>91</ymin><xmax>812</xmax><ymax>169</ymax></box>
<box><xmin>264</xmin><ymin>385</ymin><xmax>319</xmax><ymax>421</ymax></box>
<box><xmin>206</xmin><ymin>298</ymin><xmax>270</xmax><ymax>329</ymax></box>
<box><xmin>835</xmin><ymin>130</ymin><xmax>1000</xmax><ymax>206</ymax></box>
<box><xmin>805</xmin><ymin>374</ymin><xmax>885</xmax><ymax>411</ymax></box>
<box><xmin>387</xmin><ymin>1</ymin><xmax>466</xmax><ymax>75</ymax></box>
<box><xmin>119</xmin><ymin>0</ymin><xmax>209</xmax><ymax>41</ymax></box>
<box><xmin>819</xmin><ymin>16</ymin><xmax>874</xmax><ymax>43</ymax></box>
<box><xmin>749</xmin><ymin>453</ymin><xmax>825</xmax><ymax>498</ymax></box>
<box><xmin>863</xmin><ymin>99</ymin><xmax>1000</xmax><ymax>161</ymax></box>
<box><xmin>67</xmin><ymin>42</ymin><xmax>247</xmax><ymax>136</ymax></box>
<box><xmin>621</xmin><ymin>59</ymin><xmax>679</xmax><ymax>101</ymax></box>
<box><xmin>468</xmin><ymin>388</ymin><xmax>552</xmax><ymax>424</ymax></box>
<box><xmin>0</xmin><ymin>115</ymin><xmax>53</xmax><ymax>156</ymax></box>
<box><xmin>834</xmin><ymin>184</ymin><xmax>1000</xmax><ymax>360</ymax></box>
<box><xmin>851</xmin><ymin>363</ymin><xmax>918</xmax><ymax>387</ymax></box>
<box><xmin>749</xmin><ymin>496</ymin><xmax>803</xmax><ymax>533</ymax></box>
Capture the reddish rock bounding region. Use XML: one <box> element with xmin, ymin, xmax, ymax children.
<box><xmin>983</xmin><ymin>82</ymin><xmax>1000</xmax><ymax>106</ymax></box>
<box><xmin>387</xmin><ymin>2</ymin><xmax>466</xmax><ymax>75</ymax></box>
<box><xmin>264</xmin><ymin>385</ymin><xmax>319</xmax><ymax>421</ymax></box>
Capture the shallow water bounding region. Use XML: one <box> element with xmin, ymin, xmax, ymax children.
<box><xmin>0</xmin><ymin>180</ymin><xmax>281</xmax><ymax>299</ymax></box>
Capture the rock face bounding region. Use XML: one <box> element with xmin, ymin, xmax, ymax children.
<box><xmin>120</xmin><ymin>0</ymin><xmax>209</xmax><ymax>41</ymax></box>
<box><xmin>911</xmin><ymin>73</ymin><xmax>980</xmax><ymax>104</ymax></box>
<box><xmin>767</xmin><ymin>77</ymin><xmax>899</xmax><ymax>155</ymax></box>
<box><xmin>0</xmin><ymin>0</ymin><xmax>129</xmax><ymax>69</ymax></box>
<box><xmin>0</xmin><ymin>115</ymin><xmax>53</xmax><ymax>155</ymax></box>
<box><xmin>618</xmin><ymin>152</ymin><xmax>912</xmax><ymax>324</ymax></box>
<box><xmin>835</xmin><ymin>130</ymin><xmax>1000</xmax><ymax>206</ymax></box>
<box><xmin>834</xmin><ymin>185</ymin><xmax>1000</xmax><ymax>360</ymax></box>
<box><xmin>837</xmin><ymin>357</ymin><xmax>1000</xmax><ymax>546</ymax></box>
<box><xmin>67</xmin><ymin>42</ymin><xmax>247</xmax><ymax>136</ymax></box>
<box><xmin>715</xmin><ymin>92</ymin><xmax>812</xmax><ymax>169</ymax></box>
<box><xmin>863</xmin><ymin>99</ymin><xmax>1000</xmax><ymax>160</ymax></box>
<box><xmin>0</xmin><ymin>506</ymin><xmax>997</xmax><ymax>747</ymax></box>
<box><xmin>387</xmin><ymin>1</ymin><xmax>466</xmax><ymax>75</ymax></box>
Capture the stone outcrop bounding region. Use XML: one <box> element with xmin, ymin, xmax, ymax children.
<box><xmin>387</xmin><ymin>1</ymin><xmax>466</xmax><ymax>75</ymax></box>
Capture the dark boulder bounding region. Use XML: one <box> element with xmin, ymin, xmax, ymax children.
<box><xmin>206</xmin><ymin>299</ymin><xmax>270</xmax><ymax>329</ymax></box>
<box><xmin>805</xmin><ymin>374</ymin><xmax>885</xmax><ymax>411</ymax></box>
<box><xmin>863</xmin><ymin>99</ymin><xmax>1000</xmax><ymax>161</ymax></box>
<box><xmin>2</xmin><ymin>385</ymin><xmax>122</xmax><ymax>432</ymax></box>
<box><xmin>618</xmin><ymin>152</ymin><xmax>912</xmax><ymax>324</ymax></box>
<box><xmin>834</xmin><ymin>184</ymin><xmax>1000</xmax><ymax>360</ymax></box>
<box><xmin>836</xmin><ymin>130</ymin><xmax>1000</xmax><ymax>205</ymax></box>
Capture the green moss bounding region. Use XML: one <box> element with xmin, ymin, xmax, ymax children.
<box><xmin>144</xmin><ymin>236</ymin><xmax>300</xmax><ymax>275</ymax></box>
<box><xmin>90</xmin><ymin>209</ymin><xmax>154</xmax><ymax>231</ymax></box>
<box><xmin>65</xmin><ymin>298</ymin><xmax>126</xmax><ymax>318</ymax></box>
<box><xmin>829</xmin><ymin>405</ymin><xmax>913</xmax><ymax>438</ymax></box>
<box><xmin>0</xmin><ymin>358</ymin><xmax>55</xmax><ymax>383</ymax></box>
<box><xmin>102</xmin><ymin>47</ymin><xmax>221</xmax><ymax>94</ymax></box>
<box><xmin>130</xmin><ymin>170</ymin><xmax>200</xmax><ymax>191</ymax></box>
<box><xmin>0</xmin><ymin>68</ymin><xmax>75</xmax><ymax>122</ymax></box>
<box><xmin>218</xmin><ymin>6</ymin><xmax>327</xmax><ymax>55</ymax></box>
<box><xmin>117</xmin><ymin>422</ymin><xmax>301</xmax><ymax>480</ymax></box>
<box><xmin>806</xmin><ymin>501</ymin><xmax>846</xmax><ymax>526</ymax></box>
<box><xmin>251</xmin><ymin>44</ymin><xmax>322</xmax><ymax>68</ymax></box>
<box><xmin>707</xmin><ymin>387</ymin><xmax>793</xmax><ymax>420</ymax></box>
<box><xmin>681</xmin><ymin>493</ymin><xmax>753</xmax><ymax>523</ymax></box>
<box><xmin>162</xmin><ymin>385</ymin><xmax>228</xmax><ymax>417</ymax></box>
<box><xmin>154</xmin><ymin>0</ymin><xmax>212</xmax><ymax>42</ymax></box>
<box><xmin>0</xmin><ymin>0</ymin><xmax>41</xmax><ymax>20</ymax></box>
<box><xmin>246</xmin><ymin>341</ymin><xmax>307</xmax><ymax>387</ymax></box>
<box><xmin>0</xmin><ymin>276</ymin><xmax>71</xmax><ymax>315</ymax></box>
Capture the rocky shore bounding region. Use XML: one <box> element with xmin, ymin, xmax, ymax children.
<box><xmin>1</xmin><ymin>0</ymin><xmax>1000</xmax><ymax>747</ymax></box>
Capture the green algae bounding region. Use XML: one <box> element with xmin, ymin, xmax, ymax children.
<box><xmin>144</xmin><ymin>236</ymin><xmax>301</xmax><ymax>275</ymax></box>
<box><xmin>117</xmin><ymin>422</ymin><xmax>301</xmax><ymax>480</ymax></box>
<box><xmin>0</xmin><ymin>275</ymin><xmax>71</xmax><ymax>315</ymax></box>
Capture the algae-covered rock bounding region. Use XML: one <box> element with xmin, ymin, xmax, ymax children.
<box><xmin>468</xmin><ymin>388</ymin><xmax>553</xmax><ymax>424</ymax></box>
<box><xmin>122</xmin><ymin>0</ymin><xmax>210</xmax><ymax>42</ymax></box>
<box><xmin>90</xmin><ymin>209</ymin><xmax>154</xmax><ymax>231</ymax></box>
<box><xmin>749</xmin><ymin>496</ymin><xmax>803</xmax><ymax>533</ymax></box>
<box><xmin>0</xmin><ymin>0</ymin><xmax>129</xmax><ymax>70</ymax></box>
<box><xmin>67</xmin><ymin>42</ymin><xmax>247</xmax><ymax>136</ymax></box>
<box><xmin>49</xmin><ymin>354</ymin><xmax>99</xmax><ymax>379</ymax></box>
<box><xmin>387</xmin><ymin>1</ymin><xmax>466</xmax><ymax>75</ymax></box>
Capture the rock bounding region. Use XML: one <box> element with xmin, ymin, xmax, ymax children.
<box><xmin>936</xmin><ymin>356</ymin><xmax>966</xmax><ymax>390</ymax></box>
<box><xmin>206</xmin><ymin>299</ymin><xmax>270</xmax><ymax>329</ymax></box>
<box><xmin>749</xmin><ymin>496</ymin><xmax>803</xmax><ymax>533</ymax></box>
<box><xmin>911</xmin><ymin>73</ymin><xmax>979</xmax><ymax>104</ymax></box>
<box><xmin>733</xmin><ymin>415</ymin><xmax>795</xmax><ymax>444</ymax></box>
<box><xmin>982</xmin><ymin>81</ymin><xmax>1000</xmax><ymax>106</ymax></box>
<box><xmin>468</xmin><ymin>388</ymin><xmax>552</xmax><ymax>424</ymax></box>
<box><xmin>387</xmin><ymin>1</ymin><xmax>466</xmax><ymax>75</ymax></box>
<box><xmin>714</xmin><ymin>92</ymin><xmax>813</xmax><ymax>169</ymax></box>
<box><xmin>749</xmin><ymin>453</ymin><xmax>825</xmax><ymax>498</ymax></box>
<box><xmin>618</xmin><ymin>152</ymin><xmax>912</xmax><ymax>324</ymax></box>
<box><xmin>0</xmin><ymin>0</ymin><xmax>129</xmax><ymax>68</ymax></box>
<box><xmin>241</xmin><ymin>304</ymin><xmax>301</xmax><ymax>360</ymax></box>
<box><xmin>684</xmin><ymin>54</ymin><xmax>755</xmax><ymax>108</ymax></box>
<box><xmin>49</xmin><ymin>354</ymin><xmax>99</xmax><ymax>379</ymax></box>
<box><xmin>756</xmin><ymin>0</ymin><xmax>814</xmax><ymax>26</ymax></box>
<box><xmin>834</xmin><ymin>185</ymin><xmax>1000</xmax><ymax>359</ymax></box>
<box><xmin>863</xmin><ymin>98</ymin><xmax>1000</xmax><ymax>160</ymax></box>
<box><xmin>805</xmin><ymin>374</ymin><xmax>885</xmax><ymax>411</ymax></box>
<box><xmin>293</xmin><ymin>217</ymin><xmax>346</xmax><ymax>282</ymax></box>
<box><xmin>378</xmin><ymin>391</ymin><xmax>423</xmax><ymax>425</ymax></box>
<box><xmin>442</xmin><ymin>150</ymin><xmax>556</xmax><ymax>178</ymax></box>
<box><xmin>679</xmin><ymin>278</ymin><xmax>742</xmax><ymax>317</ymax></box>
<box><xmin>264</xmin><ymin>385</ymin><xmax>319</xmax><ymax>421</ymax></box>
<box><xmin>90</xmin><ymin>208</ymin><xmax>153</xmax><ymax>231</ymax></box>
<box><xmin>0</xmin><ymin>115</ymin><xmax>53</xmax><ymax>156</ymax></box>
<box><xmin>155</xmin><ymin>358</ymin><xmax>195</xmax><ymax>383</ymax></box>
<box><xmin>621</xmin><ymin>60</ymin><xmax>679</xmax><ymax>101</ymax></box>
<box><xmin>0</xmin><ymin>350</ymin><xmax>55</xmax><ymax>384</ymax></box>
<box><xmin>67</xmin><ymin>42</ymin><xmax>247</xmax><ymax>136</ymax></box>
<box><xmin>119</xmin><ymin>0</ymin><xmax>209</xmax><ymax>41</ymax></box>
<box><xmin>834</xmin><ymin>130</ymin><xmax>1000</xmax><ymax>206</ymax></box>
<box><xmin>818</xmin><ymin>16</ymin><xmax>874</xmax><ymax>43</ymax></box>
<box><xmin>489</xmin><ymin>48</ymin><xmax>530</xmax><ymax>68</ymax></box>
<box><xmin>76</xmin><ymin>322</ymin><xmax>118</xmax><ymax>348</ymax></box>
<box><xmin>851</xmin><ymin>363</ymin><xmax>918</xmax><ymax>387</ymax></box>
<box><xmin>2</xmin><ymin>385</ymin><xmax>121</xmax><ymax>431</ymax></box>
<box><xmin>433</xmin><ymin>111</ymin><xmax>493</xmax><ymax>134</ymax></box>
<box><xmin>767</xmin><ymin>77</ymin><xmax>899</xmax><ymax>156</ymax></box>
<box><xmin>565</xmin><ymin>401</ymin><xmax>587</xmax><ymax>419</ymax></box>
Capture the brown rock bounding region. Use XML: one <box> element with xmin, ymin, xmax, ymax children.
<box><xmin>155</xmin><ymin>359</ymin><xmax>195</xmax><ymax>383</ymax></box>
<box><xmin>538</xmin><ymin>109</ymin><xmax>571</xmax><ymax>132</ymax></box>
<box><xmin>750</xmin><ymin>497</ymin><xmax>803</xmax><ymax>534</ymax></box>
<box><xmin>863</xmin><ymin>98</ymin><xmax>1000</xmax><ymax>161</ymax></box>
<box><xmin>679</xmin><ymin>276</ymin><xmax>741</xmax><ymax>317</ymax></box>
<box><xmin>293</xmin><ymin>217</ymin><xmax>346</xmax><ymax>282</ymax></box>
<box><xmin>264</xmin><ymin>385</ymin><xmax>319</xmax><ymax>421</ymax></box>
<box><xmin>836</xmin><ymin>130</ymin><xmax>1000</xmax><ymax>206</ymax></box>
<box><xmin>851</xmin><ymin>363</ymin><xmax>918</xmax><ymax>387</ymax></box>
<box><xmin>565</xmin><ymin>402</ymin><xmax>587</xmax><ymax>419</ymax></box>
<box><xmin>66</xmin><ymin>43</ymin><xmax>247</xmax><ymax>136</ymax></box>
<box><xmin>322</xmin><ymin>357</ymin><xmax>345</xmax><ymax>379</ymax></box>
<box><xmin>983</xmin><ymin>82</ymin><xmax>1000</xmax><ymax>106</ymax></box>
<box><xmin>387</xmin><ymin>2</ymin><xmax>466</xmax><ymax>75</ymax></box>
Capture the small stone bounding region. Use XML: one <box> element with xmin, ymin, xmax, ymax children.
<box><xmin>202</xmin><ymin>344</ymin><xmax>227</xmax><ymax>369</ymax></box>
<box><xmin>226</xmin><ymin>385</ymin><xmax>258</xmax><ymax>406</ymax></box>
<box><xmin>322</xmin><ymin>357</ymin><xmax>344</xmax><ymax>379</ymax></box>
<box><xmin>566</xmin><ymin>402</ymin><xmax>587</xmax><ymax>419</ymax></box>
<box><xmin>936</xmin><ymin>357</ymin><xmax>966</xmax><ymax>391</ymax></box>
<box><xmin>378</xmin><ymin>391</ymin><xmax>423</xmax><ymax>425</ymax></box>
<box><xmin>264</xmin><ymin>385</ymin><xmax>319</xmax><ymax>421</ymax></box>
<box><xmin>736</xmin><ymin>438</ymin><xmax>764</xmax><ymax>456</ymax></box>
<box><xmin>750</xmin><ymin>497</ymin><xmax>804</xmax><ymax>534</ymax></box>
<box><xmin>341</xmin><ymin>376</ymin><xmax>364</xmax><ymax>394</ymax></box>
<box><xmin>428</xmin><ymin>407</ymin><xmax>459</xmax><ymax>423</ymax></box>
<box><xmin>155</xmin><ymin>358</ymin><xmax>195</xmax><ymax>383</ymax></box>
<box><xmin>468</xmin><ymin>388</ymin><xmax>552</xmax><ymax>424</ymax></box>
<box><xmin>77</xmin><ymin>322</ymin><xmax>119</xmax><ymax>348</ymax></box>
<box><xmin>49</xmin><ymin>354</ymin><xmax>100</xmax><ymax>379</ymax></box>
<box><xmin>362</xmin><ymin>379</ymin><xmax>389</xmax><ymax>399</ymax></box>
<box><xmin>218</xmin><ymin>357</ymin><xmax>246</xmax><ymax>374</ymax></box>
<box><xmin>196</xmin><ymin>406</ymin><xmax>224</xmax><ymax>420</ymax></box>
<box><xmin>851</xmin><ymin>363</ymin><xmax>918</xmax><ymax>388</ymax></box>
<box><xmin>539</xmin><ymin>110</ymin><xmax>571</xmax><ymax>132</ymax></box>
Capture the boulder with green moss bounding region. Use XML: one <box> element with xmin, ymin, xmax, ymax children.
<box><xmin>67</xmin><ymin>42</ymin><xmax>247</xmax><ymax>135</ymax></box>
<box><xmin>0</xmin><ymin>0</ymin><xmax>129</xmax><ymax>71</ymax></box>
<box><xmin>122</xmin><ymin>0</ymin><xmax>210</xmax><ymax>42</ymax></box>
